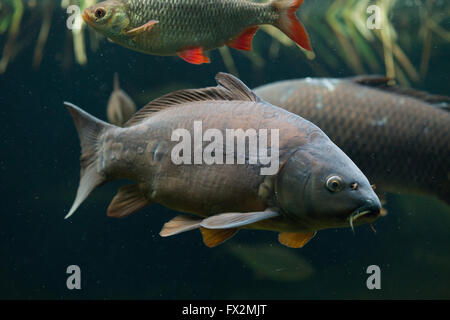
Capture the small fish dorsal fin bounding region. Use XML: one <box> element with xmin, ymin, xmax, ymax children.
<box><xmin>351</xmin><ymin>75</ymin><xmax>450</xmax><ymax>108</ymax></box>
<box><xmin>113</xmin><ymin>73</ymin><xmax>120</xmax><ymax>91</ymax></box>
<box><xmin>124</xmin><ymin>73</ymin><xmax>260</xmax><ymax>127</ymax></box>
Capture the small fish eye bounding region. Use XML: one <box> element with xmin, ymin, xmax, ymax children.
<box><xmin>95</xmin><ymin>8</ymin><xmax>106</xmax><ymax>18</ymax></box>
<box><xmin>326</xmin><ymin>175</ymin><xmax>344</xmax><ymax>193</ymax></box>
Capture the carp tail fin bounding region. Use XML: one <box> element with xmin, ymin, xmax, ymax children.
<box><xmin>64</xmin><ymin>102</ymin><xmax>113</xmax><ymax>219</ymax></box>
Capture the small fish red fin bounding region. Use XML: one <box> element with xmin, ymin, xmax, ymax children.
<box><xmin>278</xmin><ymin>231</ymin><xmax>316</xmax><ymax>248</ymax></box>
<box><xmin>177</xmin><ymin>47</ymin><xmax>210</xmax><ymax>65</ymax></box>
<box><xmin>160</xmin><ymin>215</ymin><xmax>202</xmax><ymax>237</ymax></box>
<box><xmin>226</xmin><ymin>26</ymin><xmax>259</xmax><ymax>51</ymax></box>
<box><xmin>200</xmin><ymin>227</ymin><xmax>238</xmax><ymax>248</ymax></box>
<box><xmin>126</xmin><ymin>20</ymin><xmax>159</xmax><ymax>37</ymax></box>
<box><xmin>272</xmin><ymin>0</ymin><xmax>312</xmax><ymax>51</ymax></box>
<box><xmin>107</xmin><ymin>184</ymin><xmax>151</xmax><ymax>218</ymax></box>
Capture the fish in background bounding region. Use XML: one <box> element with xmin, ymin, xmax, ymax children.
<box><xmin>227</xmin><ymin>244</ymin><xmax>314</xmax><ymax>281</ymax></box>
<box><xmin>64</xmin><ymin>73</ymin><xmax>380</xmax><ymax>248</ymax></box>
<box><xmin>82</xmin><ymin>0</ymin><xmax>312</xmax><ymax>65</ymax></box>
<box><xmin>106</xmin><ymin>73</ymin><xmax>136</xmax><ymax>126</ymax></box>
<box><xmin>254</xmin><ymin>76</ymin><xmax>450</xmax><ymax>206</ymax></box>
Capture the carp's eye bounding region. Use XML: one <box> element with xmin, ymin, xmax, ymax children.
<box><xmin>95</xmin><ymin>8</ymin><xmax>106</xmax><ymax>19</ymax></box>
<box><xmin>326</xmin><ymin>175</ymin><xmax>344</xmax><ymax>193</ymax></box>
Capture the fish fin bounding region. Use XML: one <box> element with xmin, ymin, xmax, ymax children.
<box><xmin>200</xmin><ymin>209</ymin><xmax>280</xmax><ymax>229</ymax></box>
<box><xmin>200</xmin><ymin>227</ymin><xmax>238</xmax><ymax>247</ymax></box>
<box><xmin>160</xmin><ymin>215</ymin><xmax>202</xmax><ymax>237</ymax></box>
<box><xmin>113</xmin><ymin>73</ymin><xmax>120</xmax><ymax>91</ymax></box>
<box><xmin>177</xmin><ymin>47</ymin><xmax>210</xmax><ymax>65</ymax></box>
<box><xmin>272</xmin><ymin>0</ymin><xmax>312</xmax><ymax>51</ymax></box>
<box><xmin>64</xmin><ymin>102</ymin><xmax>113</xmax><ymax>219</ymax></box>
<box><xmin>351</xmin><ymin>75</ymin><xmax>450</xmax><ymax>107</ymax></box>
<box><xmin>124</xmin><ymin>73</ymin><xmax>261</xmax><ymax>127</ymax></box>
<box><xmin>107</xmin><ymin>184</ymin><xmax>151</xmax><ymax>218</ymax></box>
<box><xmin>226</xmin><ymin>26</ymin><xmax>259</xmax><ymax>51</ymax></box>
<box><xmin>278</xmin><ymin>231</ymin><xmax>316</xmax><ymax>248</ymax></box>
<box><xmin>126</xmin><ymin>20</ymin><xmax>159</xmax><ymax>37</ymax></box>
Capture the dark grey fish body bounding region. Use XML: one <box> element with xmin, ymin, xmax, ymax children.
<box><xmin>65</xmin><ymin>74</ymin><xmax>381</xmax><ymax>248</ymax></box>
<box><xmin>254</xmin><ymin>77</ymin><xmax>450</xmax><ymax>205</ymax></box>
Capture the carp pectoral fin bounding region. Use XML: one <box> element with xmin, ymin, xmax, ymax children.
<box><xmin>107</xmin><ymin>184</ymin><xmax>151</xmax><ymax>218</ymax></box>
<box><xmin>226</xmin><ymin>26</ymin><xmax>259</xmax><ymax>51</ymax></box>
<box><xmin>278</xmin><ymin>231</ymin><xmax>316</xmax><ymax>248</ymax></box>
<box><xmin>160</xmin><ymin>215</ymin><xmax>202</xmax><ymax>237</ymax></box>
<box><xmin>126</xmin><ymin>20</ymin><xmax>159</xmax><ymax>37</ymax></box>
<box><xmin>200</xmin><ymin>209</ymin><xmax>280</xmax><ymax>229</ymax></box>
<box><xmin>200</xmin><ymin>227</ymin><xmax>238</xmax><ymax>248</ymax></box>
<box><xmin>177</xmin><ymin>47</ymin><xmax>210</xmax><ymax>65</ymax></box>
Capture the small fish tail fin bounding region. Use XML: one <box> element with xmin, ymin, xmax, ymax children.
<box><xmin>271</xmin><ymin>0</ymin><xmax>312</xmax><ymax>51</ymax></box>
<box><xmin>64</xmin><ymin>102</ymin><xmax>113</xmax><ymax>219</ymax></box>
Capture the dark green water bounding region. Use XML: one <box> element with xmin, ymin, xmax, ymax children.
<box><xmin>0</xmin><ymin>0</ymin><xmax>449</xmax><ymax>299</ymax></box>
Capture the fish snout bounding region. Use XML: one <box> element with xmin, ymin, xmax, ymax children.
<box><xmin>362</xmin><ymin>198</ymin><xmax>382</xmax><ymax>217</ymax></box>
<box><xmin>82</xmin><ymin>9</ymin><xmax>92</xmax><ymax>24</ymax></box>
<box><xmin>349</xmin><ymin>198</ymin><xmax>381</xmax><ymax>230</ymax></box>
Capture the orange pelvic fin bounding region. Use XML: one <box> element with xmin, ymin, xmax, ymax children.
<box><xmin>278</xmin><ymin>231</ymin><xmax>316</xmax><ymax>248</ymax></box>
<box><xmin>177</xmin><ymin>47</ymin><xmax>210</xmax><ymax>65</ymax></box>
<box><xmin>200</xmin><ymin>227</ymin><xmax>238</xmax><ymax>248</ymax></box>
<box><xmin>160</xmin><ymin>215</ymin><xmax>201</xmax><ymax>237</ymax></box>
<box><xmin>272</xmin><ymin>0</ymin><xmax>312</xmax><ymax>51</ymax></box>
<box><xmin>107</xmin><ymin>184</ymin><xmax>151</xmax><ymax>218</ymax></box>
<box><xmin>126</xmin><ymin>20</ymin><xmax>159</xmax><ymax>37</ymax></box>
<box><xmin>226</xmin><ymin>26</ymin><xmax>259</xmax><ymax>51</ymax></box>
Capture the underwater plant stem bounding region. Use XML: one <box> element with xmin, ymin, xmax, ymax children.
<box><xmin>32</xmin><ymin>0</ymin><xmax>54</xmax><ymax>69</ymax></box>
<box><xmin>0</xmin><ymin>0</ymin><xmax>23</xmax><ymax>74</ymax></box>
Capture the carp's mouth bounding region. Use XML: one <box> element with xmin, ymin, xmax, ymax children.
<box><xmin>348</xmin><ymin>202</ymin><xmax>381</xmax><ymax>232</ymax></box>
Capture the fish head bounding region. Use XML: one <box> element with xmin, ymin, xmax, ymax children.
<box><xmin>276</xmin><ymin>135</ymin><xmax>381</xmax><ymax>230</ymax></box>
<box><xmin>83</xmin><ymin>0</ymin><xmax>130</xmax><ymax>36</ymax></box>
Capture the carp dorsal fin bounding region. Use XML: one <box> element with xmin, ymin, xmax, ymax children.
<box><xmin>200</xmin><ymin>227</ymin><xmax>238</xmax><ymax>247</ymax></box>
<box><xmin>351</xmin><ymin>75</ymin><xmax>450</xmax><ymax>108</ymax></box>
<box><xmin>107</xmin><ymin>184</ymin><xmax>151</xmax><ymax>218</ymax></box>
<box><xmin>124</xmin><ymin>73</ymin><xmax>261</xmax><ymax>127</ymax></box>
<box><xmin>278</xmin><ymin>231</ymin><xmax>316</xmax><ymax>248</ymax></box>
<box><xmin>160</xmin><ymin>215</ymin><xmax>202</xmax><ymax>237</ymax></box>
<box><xmin>200</xmin><ymin>209</ymin><xmax>280</xmax><ymax>229</ymax></box>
